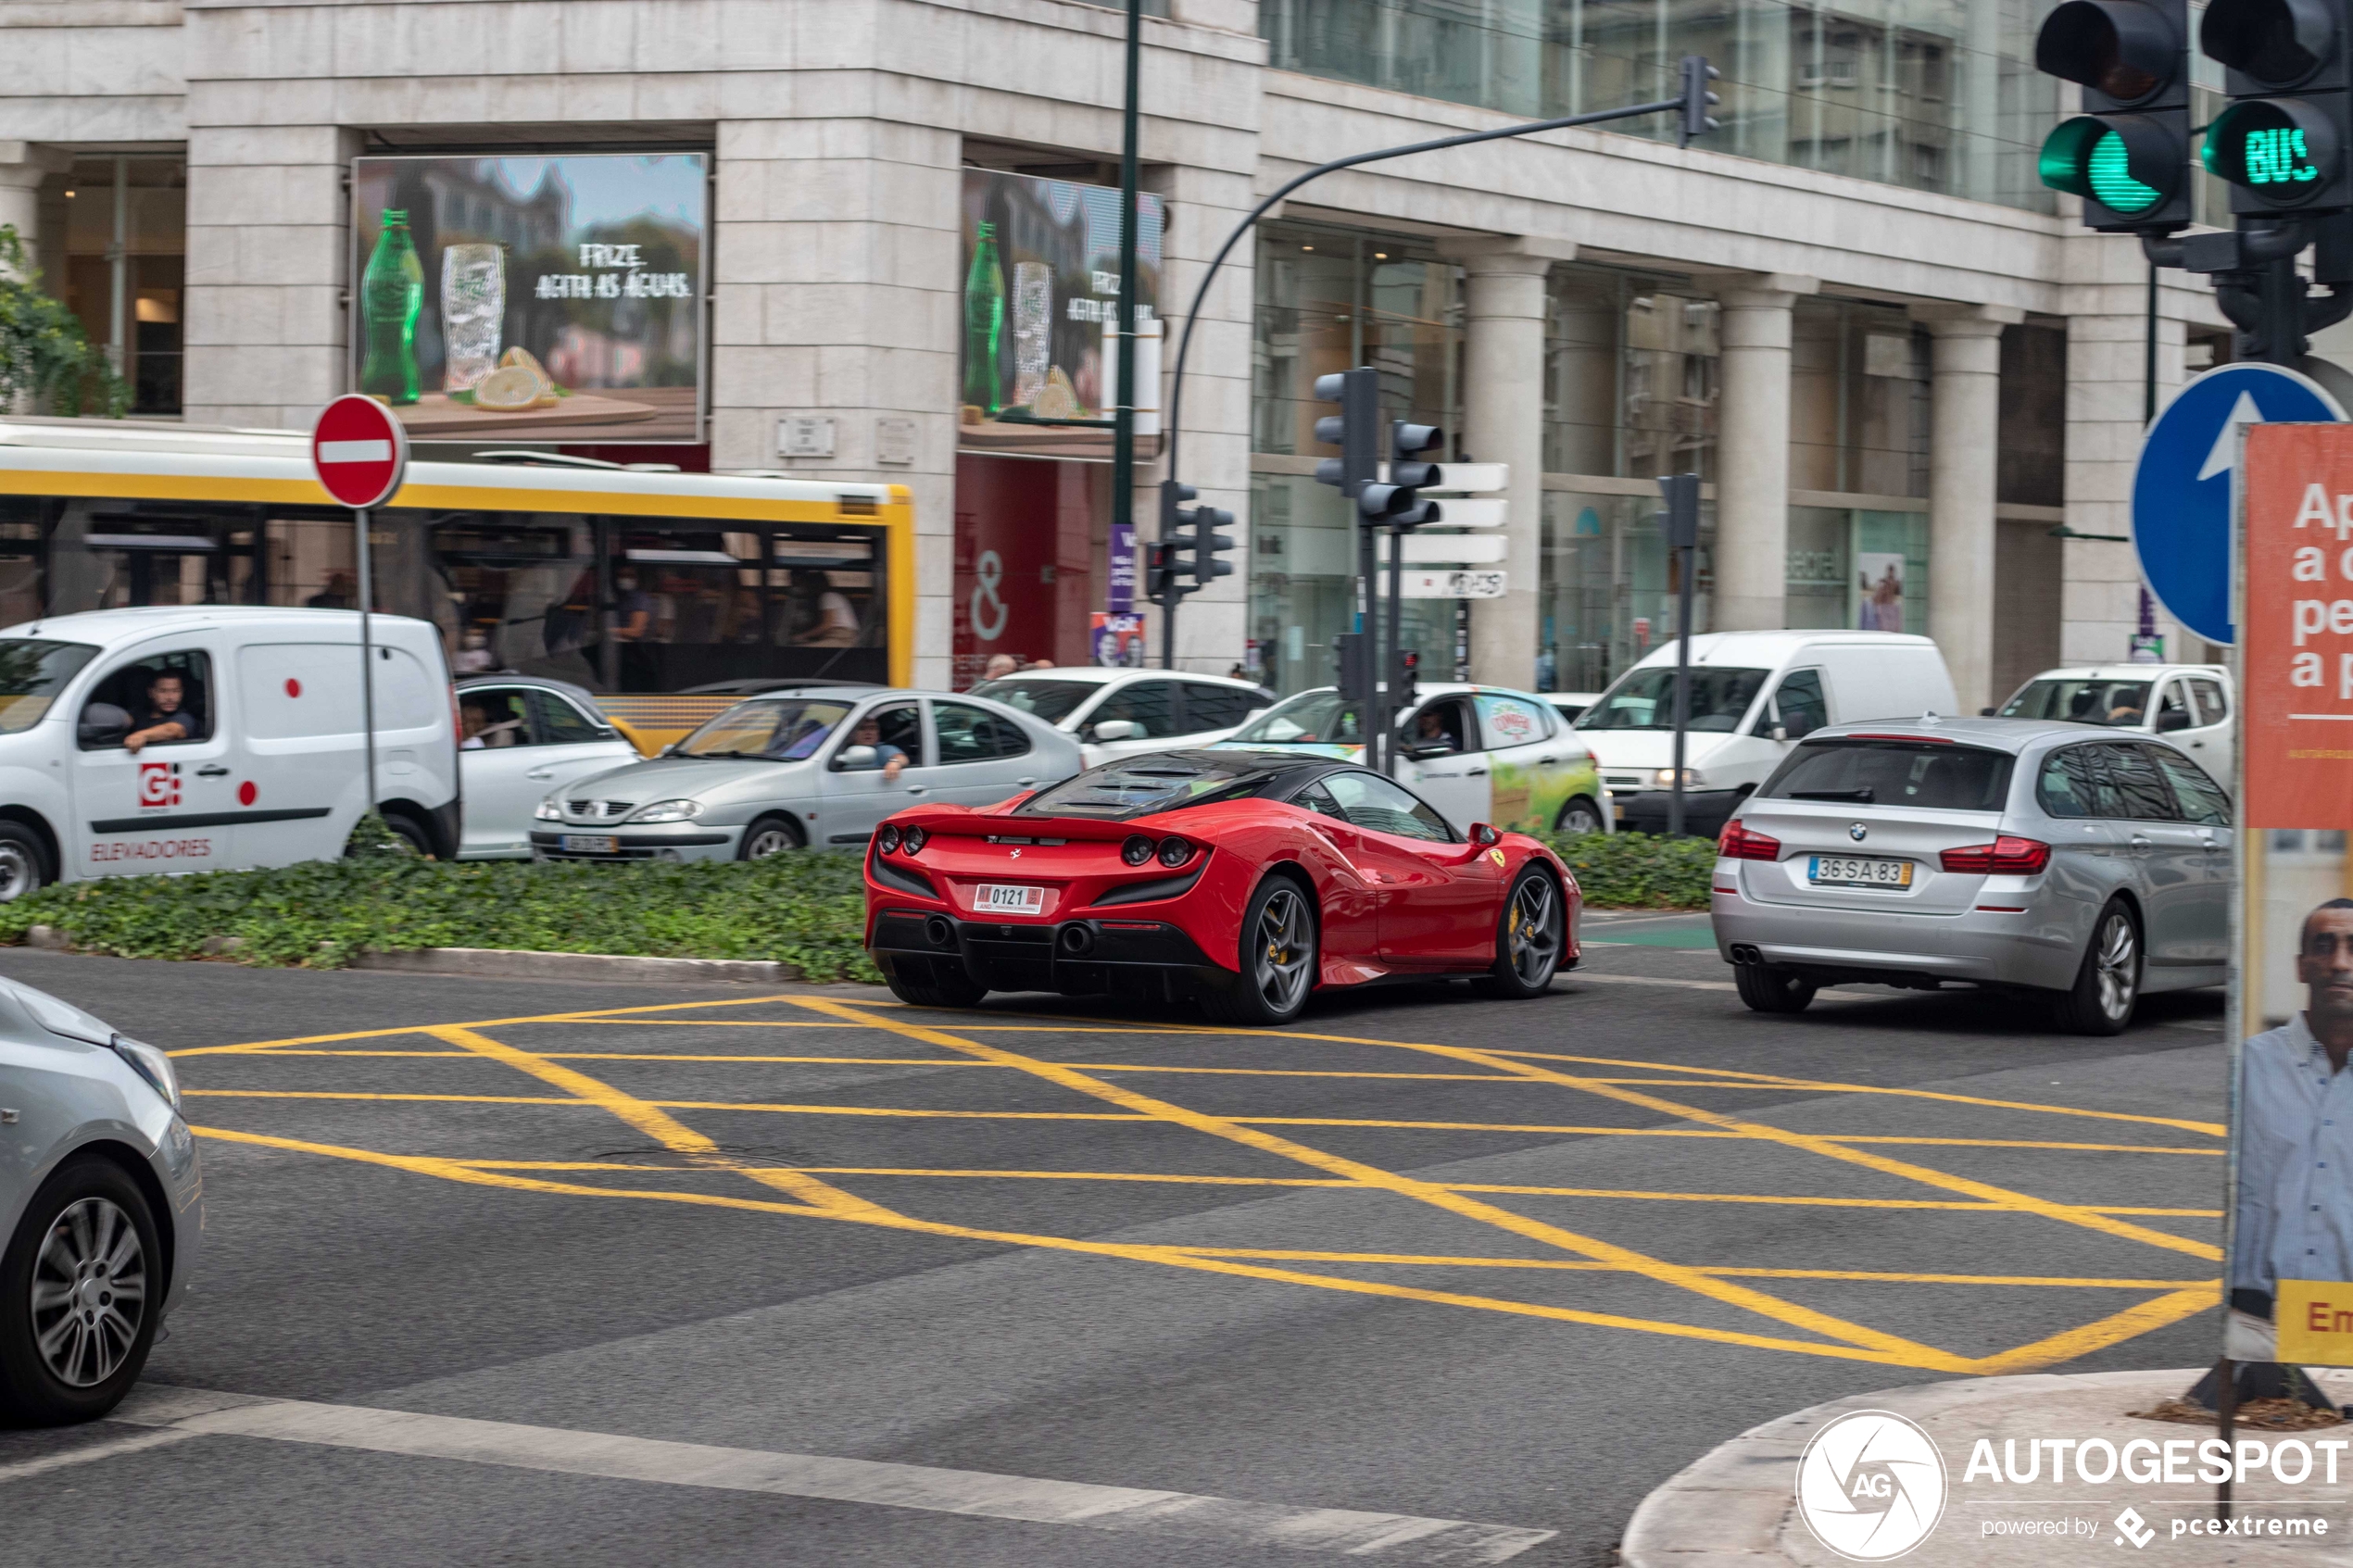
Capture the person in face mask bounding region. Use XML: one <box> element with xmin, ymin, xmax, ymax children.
<box><xmin>613</xmin><ymin>569</ymin><xmax>652</xmax><ymax>642</ymax></box>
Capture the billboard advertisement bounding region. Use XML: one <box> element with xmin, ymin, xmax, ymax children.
<box><xmin>2230</xmin><ymin>422</ymin><xmax>2353</xmax><ymax>1374</ymax></box>
<box><xmin>958</xmin><ymin>169</ymin><xmax>1162</xmax><ymax>462</ymax></box>
<box><xmin>349</xmin><ymin>154</ymin><xmax>707</xmax><ymax>443</ymax></box>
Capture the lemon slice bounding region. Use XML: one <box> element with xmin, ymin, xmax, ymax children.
<box><xmin>474</xmin><ymin>365</ymin><xmax>544</xmax><ymax>412</ymax></box>
<box><xmin>499</xmin><ymin>345</ymin><xmax>550</xmax><ymax>382</ymax></box>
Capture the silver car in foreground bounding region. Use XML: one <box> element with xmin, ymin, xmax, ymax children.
<box><xmin>531</xmin><ymin>685</ymin><xmax>1082</xmax><ymax>859</ymax></box>
<box><xmin>1711</xmin><ymin>717</ymin><xmax>2231</xmax><ymax>1034</ymax></box>
<box><xmin>0</xmin><ymin>977</ymin><xmax>200</xmax><ymax>1423</ymax></box>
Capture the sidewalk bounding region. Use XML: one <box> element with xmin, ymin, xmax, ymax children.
<box><xmin>1623</xmin><ymin>1369</ymin><xmax>2353</xmax><ymax>1564</ymax></box>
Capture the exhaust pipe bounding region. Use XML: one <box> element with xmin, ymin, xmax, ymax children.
<box><xmin>925</xmin><ymin>915</ymin><xmax>957</xmax><ymax>949</ymax></box>
<box><xmin>1728</xmin><ymin>944</ymin><xmax>1762</xmax><ymax>966</ymax></box>
<box><xmin>1058</xmin><ymin>922</ymin><xmax>1097</xmax><ymax>957</ymax></box>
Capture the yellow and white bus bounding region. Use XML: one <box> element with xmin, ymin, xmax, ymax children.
<box><xmin>0</xmin><ymin>417</ymin><xmax>914</xmax><ymax>748</ymax></box>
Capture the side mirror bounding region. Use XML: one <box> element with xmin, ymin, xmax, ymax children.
<box><xmin>1090</xmin><ymin>719</ymin><xmax>1141</xmax><ymax>742</ymax></box>
<box><xmin>1978</xmin><ymin>706</ymin><xmax>1997</xmax><ymax>717</ymax></box>
<box><xmin>2158</xmin><ymin>709</ymin><xmax>2192</xmax><ymax>732</ymax></box>
<box><xmin>834</xmin><ymin>744</ymin><xmax>878</xmax><ymax>771</ymax></box>
<box><xmin>78</xmin><ymin>702</ymin><xmax>129</xmax><ymax>749</ymax></box>
<box><xmin>1769</xmin><ymin>723</ymin><xmax>1788</xmax><ymax>742</ymax></box>
<box><xmin>1470</xmin><ymin>822</ymin><xmax>1501</xmax><ymax>847</ymax></box>
<box><xmin>1408</xmin><ymin>741</ymin><xmax>1453</xmax><ymax>759</ymax></box>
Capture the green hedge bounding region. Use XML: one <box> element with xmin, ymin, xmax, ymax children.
<box><xmin>0</xmin><ymin>826</ymin><xmax>1711</xmax><ymax>972</ymax></box>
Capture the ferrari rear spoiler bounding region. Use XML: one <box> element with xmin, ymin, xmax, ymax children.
<box><xmin>882</xmin><ymin>804</ymin><xmax>1143</xmax><ymax>843</ymax></box>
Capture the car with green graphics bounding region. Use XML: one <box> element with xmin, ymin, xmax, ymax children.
<box><xmin>1212</xmin><ymin>683</ymin><xmax>1609</xmax><ymax>837</ymax></box>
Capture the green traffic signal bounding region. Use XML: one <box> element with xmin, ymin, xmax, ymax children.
<box><xmin>2038</xmin><ymin>115</ymin><xmax>2172</xmax><ymax>213</ymax></box>
<box><xmin>2204</xmin><ymin>98</ymin><xmax>2336</xmax><ymax>197</ymax></box>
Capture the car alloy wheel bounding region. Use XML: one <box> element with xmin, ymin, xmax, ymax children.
<box><xmin>2095</xmin><ymin>909</ymin><xmax>2138</xmax><ymax>1023</ymax></box>
<box><xmin>1252</xmin><ymin>886</ymin><xmax>1314</xmax><ymax>1015</ymax></box>
<box><xmin>1556</xmin><ymin>798</ymin><xmax>1604</xmax><ymax>836</ymax></box>
<box><xmin>0</xmin><ymin>838</ymin><xmax>38</xmax><ymax>901</ymax></box>
<box><xmin>1505</xmin><ymin>874</ymin><xmax>1562</xmax><ymax>988</ymax></box>
<box><xmin>31</xmin><ymin>1198</ymin><xmax>146</xmax><ymax>1389</ymax></box>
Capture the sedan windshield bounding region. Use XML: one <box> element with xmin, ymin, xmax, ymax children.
<box><xmin>0</xmin><ymin>639</ymin><xmax>96</xmax><ymax>734</ymax></box>
<box><xmin>2000</xmin><ymin>678</ymin><xmax>2153</xmax><ymax>727</ymax></box>
<box><xmin>1017</xmin><ymin>751</ymin><xmax>1291</xmax><ymax>820</ymax></box>
<box><xmin>1579</xmin><ymin>667</ymin><xmax>1769</xmax><ymax>732</ymax></box>
<box><xmin>968</xmin><ymin>678</ymin><xmax>1097</xmax><ymax>725</ymax></box>
<box><xmin>1758</xmin><ymin>739</ymin><xmax>2014</xmax><ymax>810</ymax></box>
<box><xmin>1228</xmin><ymin>690</ymin><xmax>1369</xmax><ymax>746</ymax></box>
<box><xmin>673</xmin><ymin>698</ymin><xmax>851</xmax><ymax>760</ymax></box>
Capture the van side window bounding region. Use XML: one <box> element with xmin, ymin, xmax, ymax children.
<box><xmin>2189</xmin><ymin>677</ymin><xmax>2229</xmax><ymax>727</ymax></box>
<box><xmin>82</xmin><ymin>650</ymin><xmax>213</xmax><ymax>752</ymax></box>
<box><xmin>1764</xmin><ymin>670</ymin><xmax>1828</xmax><ymax>738</ymax></box>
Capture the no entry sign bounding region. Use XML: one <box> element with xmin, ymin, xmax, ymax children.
<box><xmin>310</xmin><ymin>394</ymin><xmax>409</xmax><ymax>508</ymax></box>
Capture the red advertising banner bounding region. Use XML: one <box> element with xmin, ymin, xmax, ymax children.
<box><xmin>2244</xmin><ymin>421</ymin><xmax>2353</xmax><ymax>828</ymax></box>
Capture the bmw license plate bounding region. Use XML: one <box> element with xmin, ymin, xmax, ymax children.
<box><xmin>1808</xmin><ymin>855</ymin><xmax>1913</xmax><ymax>888</ymax></box>
<box><xmin>560</xmin><ymin>834</ymin><xmax>620</xmax><ymax>854</ymax></box>
<box><xmin>975</xmin><ymin>884</ymin><xmax>1045</xmax><ymax>915</ymax></box>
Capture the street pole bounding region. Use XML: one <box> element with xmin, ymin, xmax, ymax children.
<box><xmin>356</xmin><ymin>507</ymin><xmax>376</xmax><ymax>814</ymax></box>
<box><xmin>1657</xmin><ymin>473</ymin><xmax>1700</xmax><ymax>836</ymax></box>
<box><xmin>1381</xmin><ymin>518</ymin><xmax>1404</xmax><ymax>777</ymax></box>
<box><xmin>1114</xmin><ymin>0</ymin><xmax>1142</xmax><ymax>667</ymax></box>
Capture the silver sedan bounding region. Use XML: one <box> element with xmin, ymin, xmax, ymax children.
<box><xmin>530</xmin><ymin>685</ymin><xmax>1082</xmax><ymax>859</ymax></box>
<box><xmin>0</xmin><ymin>976</ymin><xmax>201</xmax><ymax>1423</ymax></box>
<box><xmin>1711</xmin><ymin>717</ymin><xmax>2231</xmax><ymax>1034</ymax></box>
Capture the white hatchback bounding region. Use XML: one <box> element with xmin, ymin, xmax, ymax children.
<box><xmin>967</xmin><ymin>667</ymin><xmax>1275</xmax><ymax>769</ymax></box>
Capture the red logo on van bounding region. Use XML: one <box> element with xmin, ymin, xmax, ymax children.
<box><xmin>138</xmin><ymin>762</ymin><xmax>180</xmax><ymax>809</ymax></box>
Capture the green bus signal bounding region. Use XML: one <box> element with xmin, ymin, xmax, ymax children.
<box><xmin>2040</xmin><ymin>116</ymin><xmax>2167</xmax><ymax>214</ymax></box>
<box><xmin>2205</xmin><ymin>101</ymin><xmax>2334</xmax><ymax>199</ymax></box>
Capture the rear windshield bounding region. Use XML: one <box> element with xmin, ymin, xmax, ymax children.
<box><xmin>0</xmin><ymin>639</ymin><xmax>96</xmax><ymax>734</ymax></box>
<box><xmin>1757</xmin><ymin>739</ymin><xmax>2014</xmax><ymax>811</ymax></box>
<box><xmin>2000</xmin><ymin>677</ymin><xmax>2151</xmax><ymax>727</ymax></box>
<box><xmin>968</xmin><ymin>678</ymin><xmax>1096</xmax><ymax>725</ymax></box>
<box><xmin>1580</xmin><ymin>666</ymin><xmax>1769</xmax><ymax>732</ymax></box>
<box><xmin>1016</xmin><ymin>751</ymin><xmax>1290</xmax><ymax>820</ymax></box>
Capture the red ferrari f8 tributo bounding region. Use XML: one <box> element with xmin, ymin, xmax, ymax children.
<box><xmin>863</xmin><ymin>750</ymin><xmax>1579</xmax><ymax>1024</ymax></box>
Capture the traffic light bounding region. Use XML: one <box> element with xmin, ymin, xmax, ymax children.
<box><xmin>1678</xmin><ymin>55</ymin><xmax>1721</xmax><ymax>147</ymax></box>
<box><xmin>1359</xmin><ymin>422</ymin><xmax>1444</xmax><ymax>528</ymax></box>
<box><xmin>2033</xmin><ymin>0</ymin><xmax>2193</xmax><ymax>232</ymax></box>
<box><xmin>1145</xmin><ymin>537</ymin><xmax>1180</xmax><ymax>601</ymax></box>
<box><xmin>1312</xmin><ymin>367</ymin><xmax>1378</xmax><ymax>501</ymax></box>
<box><xmin>1177</xmin><ymin>499</ymin><xmax>1237</xmax><ymax>589</ymax></box>
<box><xmin>2201</xmin><ymin>0</ymin><xmax>2353</xmax><ymax>213</ymax></box>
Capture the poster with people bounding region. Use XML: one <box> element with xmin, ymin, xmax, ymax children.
<box><xmin>2232</xmin><ymin>423</ymin><xmax>2353</xmax><ymax>1372</ymax></box>
<box><xmin>1856</xmin><ymin>552</ymin><xmax>1906</xmax><ymax>632</ymax></box>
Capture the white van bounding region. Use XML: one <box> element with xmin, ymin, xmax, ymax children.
<box><xmin>1576</xmin><ymin>631</ymin><xmax>1959</xmax><ymax>836</ymax></box>
<box><xmin>0</xmin><ymin>607</ymin><xmax>459</xmax><ymax>898</ymax></box>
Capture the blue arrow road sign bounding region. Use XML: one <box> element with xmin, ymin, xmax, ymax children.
<box><xmin>2133</xmin><ymin>362</ymin><xmax>2345</xmax><ymax>646</ymax></box>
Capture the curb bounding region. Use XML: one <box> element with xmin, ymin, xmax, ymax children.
<box><xmin>1620</xmin><ymin>1370</ymin><xmax>2203</xmax><ymax>1563</ymax></box>
<box><xmin>346</xmin><ymin>947</ymin><xmax>809</xmax><ymax>985</ymax></box>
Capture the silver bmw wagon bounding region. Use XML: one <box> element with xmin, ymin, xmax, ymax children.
<box><xmin>0</xmin><ymin>975</ymin><xmax>201</xmax><ymax>1423</ymax></box>
<box><xmin>1711</xmin><ymin>717</ymin><xmax>2231</xmax><ymax>1033</ymax></box>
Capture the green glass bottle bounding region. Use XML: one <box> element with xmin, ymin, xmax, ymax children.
<box><xmin>359</xmin><ymin>209</ymin><xmax>423</xmax><ymax>405</ymax></box>
<box><xmin>963</xmin><ymin>220</ymin><xmax>1005</xmax><ymax>416</ymax></box>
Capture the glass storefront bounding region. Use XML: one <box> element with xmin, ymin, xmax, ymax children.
<box><xmin>0</xmin><ymin>498</ymin><xmax>889</xmax><ymax>692</ymax></box>
<box><xmin>1791</xmin><ymin>297</ymin><xmax>1930</xmax><ymax>496</ymax></box>
<box><xmin>1259</xmin><ymin>0</ymin><xmax>2060</xmax><ymax>213</ymax></box>
<box><xmin>46</xmin><ymin>156</ymin><xmax>184</xmax><ymax>416</ymax></box>
<box><xmin>1538</xmin><ymin>490</ymin><xmax>1715</xmax><ymax>694</ymax></box>
<box><xmin>1545</xmin><ymin>264</ymin><xmax>1720</xmax><ymax>481</ymax></box>
<box><xmin>1251</xmin><ymin>471</ymin><xmax>1468</xmax><ymax>695</ymax></box>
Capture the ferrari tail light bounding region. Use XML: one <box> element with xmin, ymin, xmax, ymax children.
<box><xmin>1718</xmin><ymin>820</ymin><xmax>1780</xmax><ymax>861</ymax></box>
<box><xmin>1940</xmin><ymin>835</ymin><xmax>2050</xmax><ymax>874</ymax></box>
<box><xmin>1157</xmin><ymin>836</ymin><xmax>1193</xmax><ymax>868</ymax></box>
<box><xmin>878</xmin><ymin>824</ymin><xmax>901</xmax><ymax>853</ymax></box>
<box><xmin>900</xmin><ymin>825</ymin><xmax>927</xmax><ymax>854</ymax></box>
<box><xmin>1121</xmin><ymin>835</ymin><xmax>1155</xmax><ymax>866</ymax></box>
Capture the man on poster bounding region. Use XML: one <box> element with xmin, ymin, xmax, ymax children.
<box><xmin>2233</xmin><ymin>899</ymin><xmax>2353</xmax><ymax>1336</ymax></box>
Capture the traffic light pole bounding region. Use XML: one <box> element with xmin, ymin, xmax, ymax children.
<box><xmin>1113</xmin><ymin>0</ymin><xmax>1141</xmax><ymax>621</ymax></box>
<box><xmin>1153</xmin><ymin>62</ymin><xmax>1718</xmax><ymax>668</ymax></box>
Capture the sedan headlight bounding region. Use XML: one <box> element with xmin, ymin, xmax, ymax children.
<box><xmin>110</xmin><ymin>1034</ymin><xmax>180</xmax><ymax>1110</ymax></box>
<box><xmin>1652</xmin><ymin>768</ymin><xmax>1705</xmax><ymax>788</ymax></box>
<box><xmin>534</xmin><ymin>798</ymin><xmax>564</xmax><ymax>822</ymax></box>
<box><xmin>624</xmin><ymin>798</ymin><xmax>703</xmax><ymax>824</ymax></box>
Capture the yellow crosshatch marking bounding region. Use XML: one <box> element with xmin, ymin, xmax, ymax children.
<box><xmin>172</xmin><ymin>993</ymin><xmax>2227</xmax><ymax>1374</ymax></box>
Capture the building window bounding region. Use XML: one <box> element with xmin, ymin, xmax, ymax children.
<box><xmin>1543</xmin><ymin>263</ymin><xmax>1720</xmax><ymax>482</ymax></box>
<box><xmin>46</xmin><ymin>156</ymin><xmax>185</xmax><ymax>416</ymax></box>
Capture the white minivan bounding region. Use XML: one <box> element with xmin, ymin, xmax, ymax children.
<box><xmin>1577</xmin><ymin>631</ymin><xmax>1959</xmax><ymax>836</ymax></box>
<box><xmin>0</xmin><ymin>606</ymin><xmax>459</xmax><ymax>897</ymax></box>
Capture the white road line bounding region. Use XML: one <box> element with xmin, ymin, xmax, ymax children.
<box><xmin>108</xmin><ymin>1387</ymin><xmax>1553</xmax><ymax>1562</ymax></box>
<box><xmin>0</xmin><ymin>1426</ymin><xmax>197</xmax><ymax>1484</ymax></box>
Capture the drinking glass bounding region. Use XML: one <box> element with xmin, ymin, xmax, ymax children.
<box><xmin>441</xmin><ymin>244</ymin><xmax>505</xmax><ymax>394</ymax></box>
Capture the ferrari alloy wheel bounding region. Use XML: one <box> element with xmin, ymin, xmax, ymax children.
<box><xmin>1476</xmin><ymin>869</ymin><xmax>1564</xmax><ymax>998</ymax></box>
<box><xmin>1202</xmin><ymin>879</ymin><xmax>1317</xmax><ymax>1026</ymax></box>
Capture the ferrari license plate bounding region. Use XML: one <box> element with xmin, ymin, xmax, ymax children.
<box><xmin>1808</xmin><ymin>855</ymin><xmax>1912</xmax><ymax>888</ymax></box>
<box><xmin>975</xmin><ymin>884</ymin><xmax>1046</xmax><ymax>915</ymax></box>
<box><xmin>560</xmin><ymin>834</ymin><xmax>620</xmax><ymax>854</ymax></box>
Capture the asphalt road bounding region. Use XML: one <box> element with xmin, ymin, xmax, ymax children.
<box><xmin>0</xmin><ymin>919</ymin><xmax>2229</xmax><ymax>1567</ymax></box>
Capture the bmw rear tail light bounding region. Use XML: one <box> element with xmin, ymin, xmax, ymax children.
<box><xmin>1717</xmin><ymin>820</ymin><xmax>1780</xmax><ymax>861</ymax></box>
<box><xmin>1121</xmin><ymin>835</ymin><xmax>1154</xmax><ymax>866</ymax></box>
<box><xmin>1940</xmin><ymin>836</ymin><xmax>2050</xmax><ymax>875</ymax></box>
<box><xmin>1157</xmin><ymin>836</ymin><xmax>1193</xmax><ymax>868</ymax></box>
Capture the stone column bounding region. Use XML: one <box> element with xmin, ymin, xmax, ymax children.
<box><xmin>1715</xmin><ymin>275</ymin><xmax>1818</xmax><ymax>631</ymax></box>
<box><xmin>0</xmin><ymin>144</ymin><xmax>69</xmax><ymax>276</ymax></box>
<box><xmin>1443</xmin><ymin>239</ymin><xmax>1568</xmax><ymax>690</ymax></box>
<box><xmin>1912</xmin><ymin>307</ymin><xmax>2020</xmax><ymax>714</ymax></box>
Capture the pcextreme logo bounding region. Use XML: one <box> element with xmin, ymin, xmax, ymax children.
<box><xmin>1795</xmin><ymin>1410</ymin><xmax>1949</xmax><ymax>1561</ymax></box>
